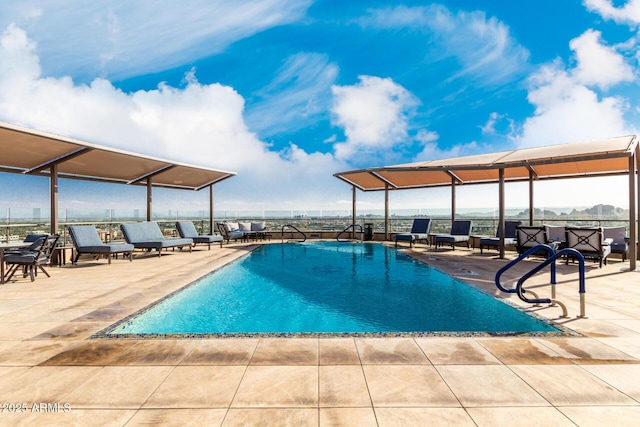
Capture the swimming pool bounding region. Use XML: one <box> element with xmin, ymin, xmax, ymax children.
<box><xmin>106</xmin><ymin>242</ymin><xmax>561</xmax><ymax>336</ymax></box>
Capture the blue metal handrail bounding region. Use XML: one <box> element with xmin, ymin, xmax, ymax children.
<box><xmin>336</xmin><ymin>224</ymin><xmax>363</xmax><ymax>242</ymax></box>
<box><xmin>281</xmin><ymin>224</ymin><xmax>306</xmax><ymax>243</ymax></box>
<box><xmin>515</xmin><ymin>248</ymin><xmax>586</xmax><ymax>317</ymax></box>
<box><xmin>494</xmin><ymin>244</ymin><xmax>587</xmax><ymax>317</ymax></box>
<box><xmin>495</xmin><ymin>244</ymin><xmax>557</xmax><ymax>294</ymax></box>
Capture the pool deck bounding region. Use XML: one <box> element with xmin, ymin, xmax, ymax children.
<box><xmin>0</xmin><ymin>241</ymin><xmax>639</xmax><ymax>426</ymax></box>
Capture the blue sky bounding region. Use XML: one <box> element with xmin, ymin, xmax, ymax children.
<box><xmin>0</xmin><ymin>0</ymin><xmax>639</xmax><ymax>214</ymax></box>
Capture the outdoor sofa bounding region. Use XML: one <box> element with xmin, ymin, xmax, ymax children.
<box><xmin>217</xmin><ymin>221</ymin><xmax>269</xmax><ymax>243</ymax></box>
<box><xmin>176</xmin><ymin>221</ymin><xmax>223</xmax><ymax>249</ymax></box>
<box><xmin>120</xmin><ymin>222</ymin><xmax>193</xmax><ymax>256</ymax></box>
<box><xmin>68</xmin><ymin>225</ymin><xmax>134</xmax><ymax>264</ymax></box>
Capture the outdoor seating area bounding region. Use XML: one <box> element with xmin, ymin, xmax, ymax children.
<box><xmin>120</xmin><ymin>222</ymin><xmax>193</xmax><ymax>256</ymax></box>
<box><xmin>217</xmin><ymin>221</ymin><xmax>270</xmax><ymax>243</ymax></box>
<box><xmin>387</xmin><ymin>221</ymin><xmax>631</xmax><ymax>270</ymax></box>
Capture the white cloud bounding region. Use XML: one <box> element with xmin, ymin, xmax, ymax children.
<box><xmin>511</xmin><ymin>27</ymin><xmax>636</xmax><ymax>149</ymax></box>
<box><xmin>414</xmin><ymin>140</ymin><xmax>479</xmax><ymax>162</ymax></box>
<box><xmin>480</xmin><ymin>112</ymin><xmax>503</xmax><ymax>135</ymax></box>
<box><xmin>358</xmin><ymin>4</ymin><xmax>530</xmax><ymax>86</ymax></box>
<box><xmin>244</xmin><ymin>53</ymin><xmax>339</xmax><ymax>137</ymax></box>
<box><xmin>513</xmin><ymin>61</ymin><xmax>630</xmax><ymax>148</ymax></box>
<box><xmin>415</xmin><ymin>129</ymin><xmax>439</xmax><ymax>144</ymax></box>
<box><xmin>0</xmin><ymin>0</ymin><xmax>312</xmax><ymax>80</ymax></box>
<box><xmin>0</xmin><ymin>24</ymin><xmax>353</xmax><ymax>211</ymax></box>
<box><xmin>583</xmin><ymin>0</ymin><xmax>640</xmax><ymax>25</ymax></box>
<box><xmin>569</xmin><ymin>29</ymin><xmax>635</xmax><ymax>89</ymax></box>
<box><xmin>331</xmin><ymin>75</ymin><xmax>418</xmax><ymax>163</ymax></box>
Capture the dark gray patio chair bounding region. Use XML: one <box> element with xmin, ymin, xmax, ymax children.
<box><xmin>176</xmin><ymin>221</ymin><xmax>223</xmax><ymax>249</ymax></box>
<box><xmin>434</xmin><ymin>220</ymin><xmax>473</xmax><ymax>251</ymax></box>
<box><xmin>395</xmin><ymin>218</ymin><xmax>431</xmax><ymax>248</ymax></box>
<box><xmin>68</xmin><ymin>225</ymin><xmax>134</xmax><ymax>264</ymax></box>
<box><xmin>4</xmin><ymin>234</ymin><xmax>59</xmax><ymax>282</ymax></box>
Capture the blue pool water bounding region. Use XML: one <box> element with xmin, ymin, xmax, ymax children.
<box><xmin>109</xmin><ymin>242</ymin><xmax>560</xmax><ymax>335</ymax></box>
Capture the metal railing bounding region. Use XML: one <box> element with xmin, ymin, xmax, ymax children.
<box><xmin>336</xmin><ymin>224</ymin><xmax>363</xmax><ymax>242</ymax></box>
<box><xmin>495</xmin><ymin>244</ymin><xmax>586</xmax><ymax>318</ymax></box>
<box><xmin>281</xmin><ymin>224</ymin><xmax>306</xmax><ymax>243</ymax></box>
<box><xmin>1</xmin><ymin>213</ymin><xmax>633</xmax><ymax>245</ymax></box>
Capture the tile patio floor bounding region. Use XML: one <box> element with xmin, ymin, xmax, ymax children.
<box><xmin>0</xmin><ymin>241</ymin><xmax>639</xmax><ymax>426</ymax></box>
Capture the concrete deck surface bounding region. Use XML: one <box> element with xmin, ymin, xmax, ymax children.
<box><xmin>0</xmin><ymin>241</ymin><xmax>639</xmax><ymax>426</ymax></box>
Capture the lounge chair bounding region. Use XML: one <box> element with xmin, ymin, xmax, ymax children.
<box><xmin>603</xmin><ymin>226</ymin><xmax>628</xmax><ymax>261</ymax></box>
<box><xmin>68</xmin><ymin>225</ymin><xmax>134</xmax><ymax>264</ymax></box>
<box><xmin>395</xmin><ymin>218</ymin><xmax>431</xmax><ymax>248</ymax></box>
<box><xmin>120</xmin><ymin>222</ymin><xmax>193</xmax><ymax>256</ymax></box>
<box><xmin>217</xmin><ymin>222</ymin><xmax>245</xmax><ymax>244</ymax></box>
<box><xmin>176</xmin><ymin>221</ymin><xmax>223</xmax><ymax>249</ymax></box>
<box><xmin>4</xmin><ymin>234</ymin><xmax>59</xmax><ymax>282</ymax></box>
<box><xmin>565</xmin><ymin>226</ymin><xmax>612</xmax><ymax>268</ymax></box>
<box><xmin>434</xmin><ymin>220</ymin><xmax>473</xmax><ymax>250</ymax></box>
<box><xmin>515</xmin><ymin>225</ymin><xmax>555</xmax><ymax>257</ymax></box>
<box><xmin>479</xmin><ymin>220</ymin><xmax>521</xmax><ymax>253</ymax></box>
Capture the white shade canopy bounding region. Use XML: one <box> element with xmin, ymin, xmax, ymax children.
<box><xmin>335</xmin><ymin>136</ymin><xmax>639</xmax><ymax>270</ymax></box>
<box><xmin>0</xmin><ymin>120</ymin><xmax>236</xmax><ymax>233</ymax></box>
<box><xmin>0</xmin><ymin>121</ymin><xmax>235</xmax><ymax>190</ymax></box>
<box><xmin>335</xmin><ymin>136</ymin><xmax>637</xmax><ymax>190</ymax></box>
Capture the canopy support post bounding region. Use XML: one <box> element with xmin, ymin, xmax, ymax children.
<box><xmin>50</xmin><ymin>164</ymin><xmax>58</xmax><ymax>235</ymax></box>
<box><xmin>499</xmin><ymin>168</ymin><xmax>505</xmax><ymax>259</ymax></box>
<box><xmin>146</xmin><ymin>178</ymin><xmax>153</xmax><ymax>222</ymax></box>
<box><xmin>352</xmin><ymin>186</ymin><xmax>356</xmax><ymax>239</ymax></box>
<box><xmin>631</xmin><ymin>148</ymin><xmax>638</xmax><ymax>270</ymax></box>
<box><xmin>209</xmin><ymin>184</ymin><xmax>214</xmax><ymax>235</ymax></box>
<box><xmin>385</xmin><ymin>184</ymin><xmax>390</xmax><ymax>241</ymax></box>
<box><xmin>529</xmin><ymin>171</ymin><xmax>534</xmax><ymax>226</ymax></box>
<box><xmin>451</xmin><ymin>177</ymin><xmax>456</xmax><ymax>223</ymax></box>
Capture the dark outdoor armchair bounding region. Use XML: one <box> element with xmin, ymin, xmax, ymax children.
<box><xmin>4</xmin><ymin>234</ymin><xmax>59</xmax><ymax>282</ymax></box>
<box><xmin>565</xmin><ymin>226</ymin><xmax>612</xmax><ymax>268</ymax></box>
